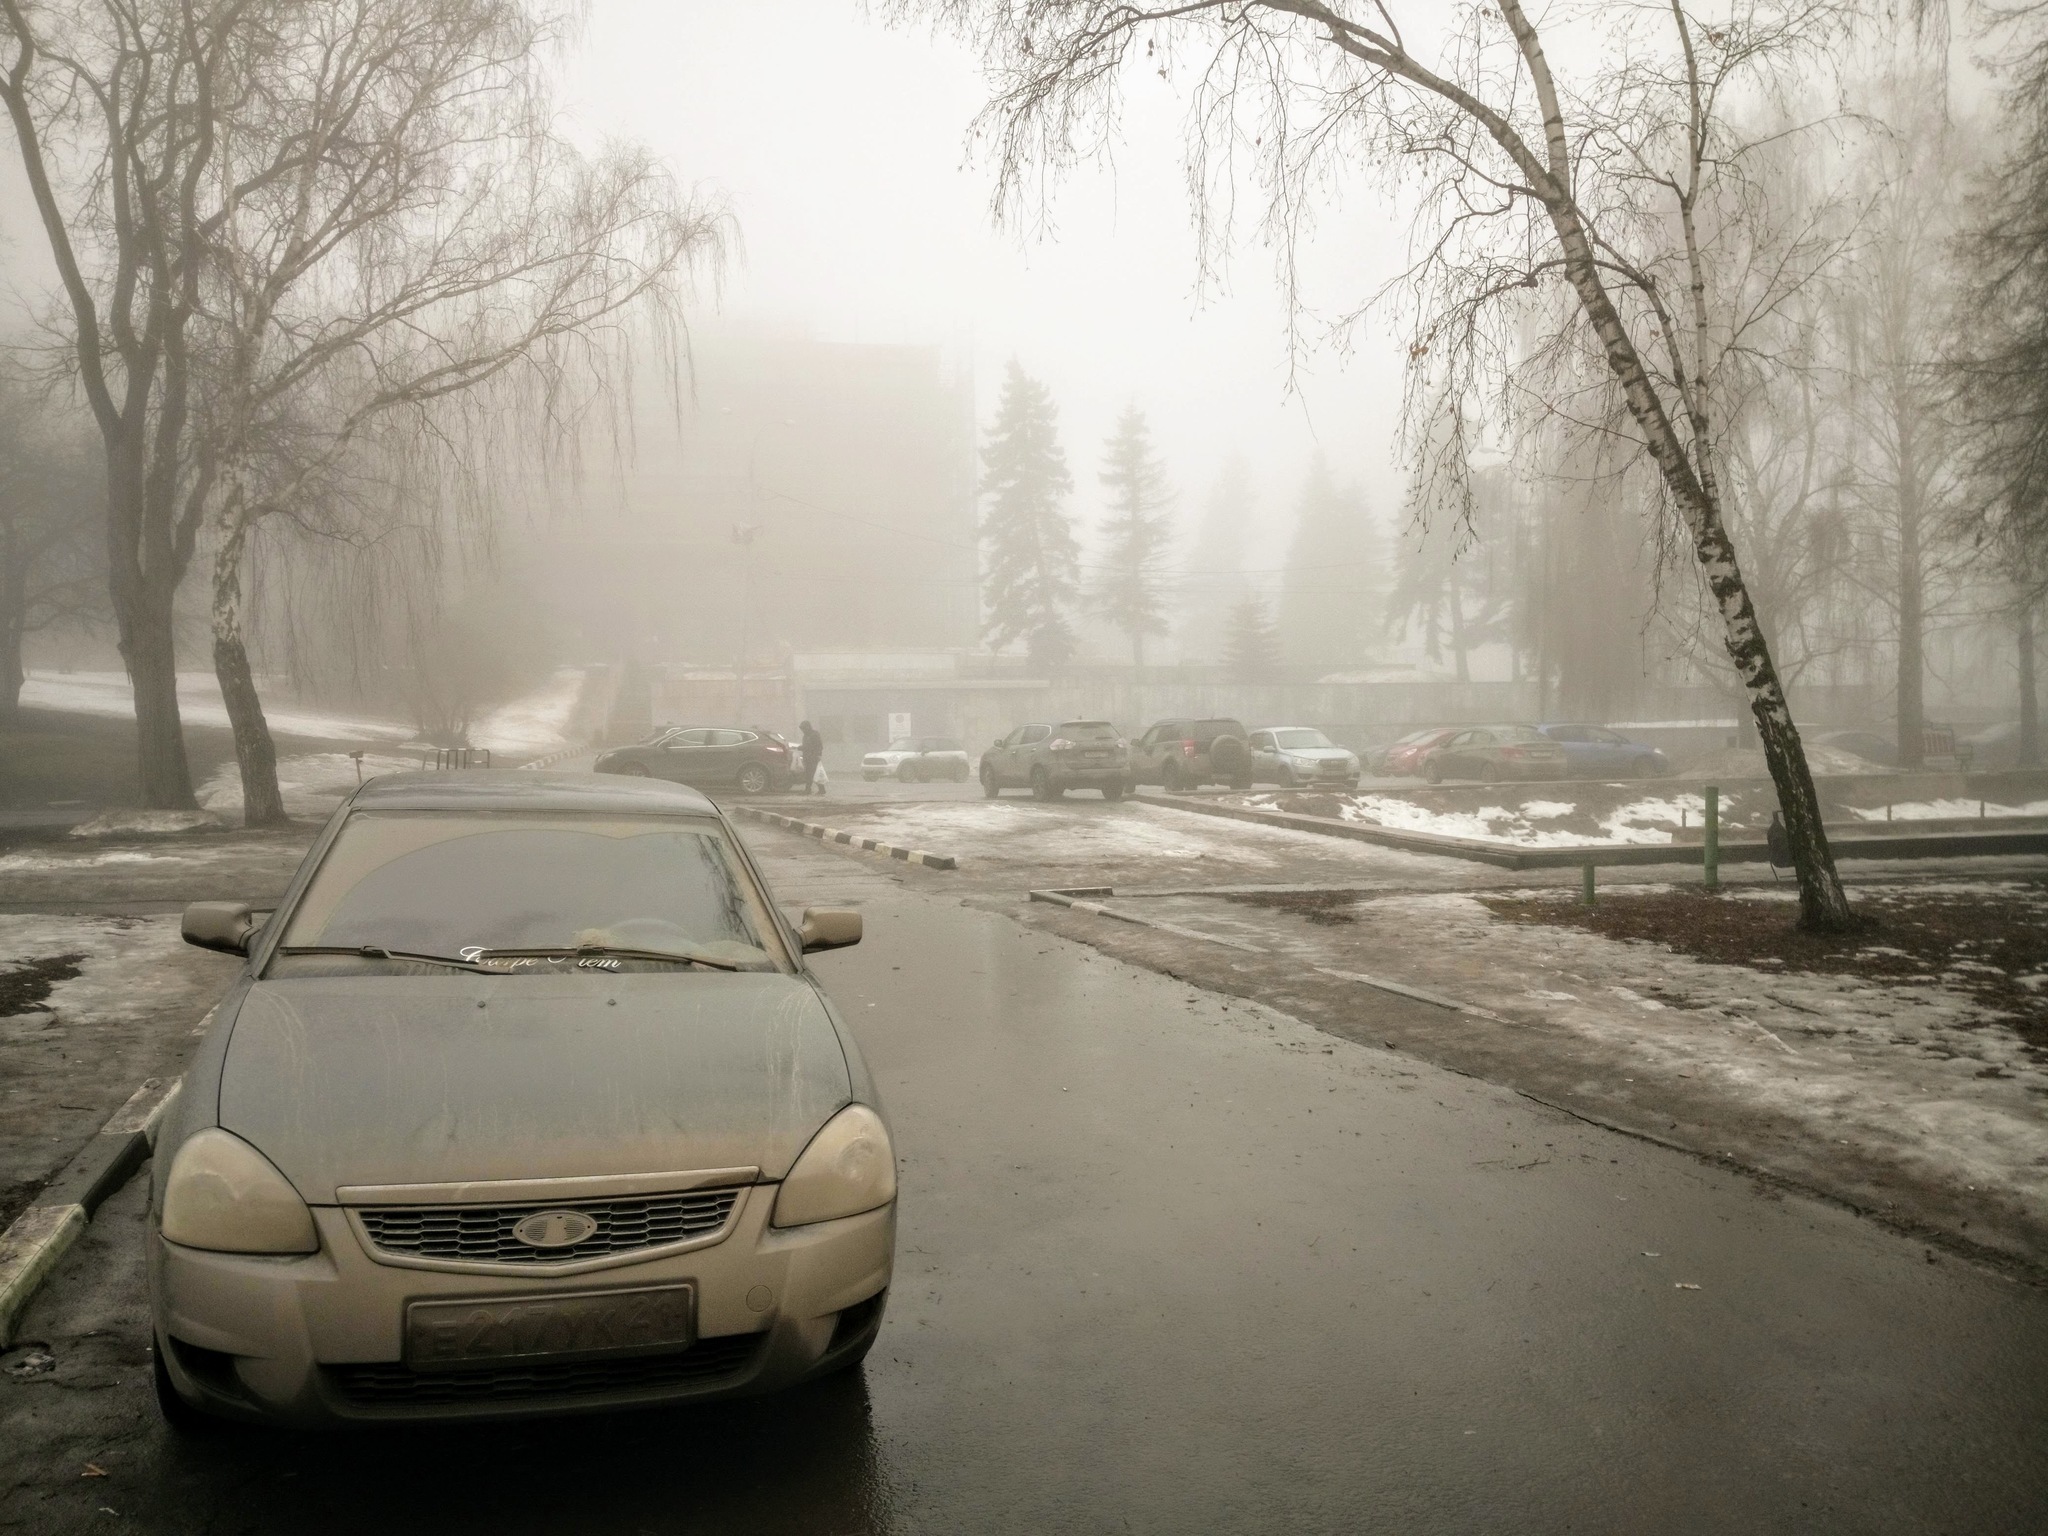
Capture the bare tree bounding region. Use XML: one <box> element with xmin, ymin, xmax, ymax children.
<box><xmin>0</xmin><ymin>373</ymin><xmax>102</xmax><ymax>721</ymax></box>
<box><xmin>0</xmin><ymin>0</ymin><xmax>257</xmax><ymax>807</ymax></box>
<box><xmin>189</xmin><ymin>0</ymin><xmax>724</xmax><ymax>824</ymax></box>
<box><xmin>1946</xmin><ymin>3</ymin><xmax>2048</xmax><ymax>763</ymax></box>
<box><xmin>918</xmin><ymin>1</ymin><xmax>1864</xmax><ymax>927</ymax></box>
<box><xmin>1832</xmin><ymin>78</ymin><xmax>1971</xmax><ymax>768</ymax></box>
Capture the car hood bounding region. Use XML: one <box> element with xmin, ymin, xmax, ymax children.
<box><xmin>217</xmin><ymin>972</ymin><xmax>852</xmax><ymax>1202</ymax></box>
<box><xmin>1280</xmin><ymin>747</ymin><xmax>1354</xmax><ymax>760</ymax></box>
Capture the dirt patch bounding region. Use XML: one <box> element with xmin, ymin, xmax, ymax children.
<box><xmin>1217</xmin><ymin>890</ymin><xmax>1359</xmax><ymax>925</ymax></box>
<box><xmin>1481</xmin><ymin>885</ymin><xmax>2048</xmax><ymax>1054</ymax></box>
<box><xmin>0</xmin><ymin>954</ymin><xmax>84</xmax><ymax>1017</ymax></box>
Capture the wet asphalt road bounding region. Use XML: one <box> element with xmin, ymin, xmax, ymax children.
<box><xmin>4</xmin><ymin>833</ymin><xmax>2048</xmax><ymax>1533</ymax></box>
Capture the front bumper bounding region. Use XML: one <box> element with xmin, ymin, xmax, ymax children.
<box><xmin>150</xmin><ymin>1189</ymin><xmax>894</xmax><ymax>1425</ymax></box>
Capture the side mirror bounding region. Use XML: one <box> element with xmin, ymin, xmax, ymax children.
<box><xmin>183</xmin><ymin>901</ymin><xmax>256</xmax><ymax>956</ymax></box>
<box><xmin>799</xmin><ymin>907</ymin><xmax>862</xmax><ymax>953</ymax></box>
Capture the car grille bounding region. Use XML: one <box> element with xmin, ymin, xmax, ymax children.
<box><xmin>356</xmin><ymin>1189</ymin><xmax>741</xmax><ymax>1266</ymax></box>
<box><xmin>326</xmin><ymin>1333</ymin><xmax>765</xmax><ymax>1407</ymax></box>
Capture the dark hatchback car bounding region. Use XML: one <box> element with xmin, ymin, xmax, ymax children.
<box><xmin>596</xmin><ymin>727</ymin><xmax>793</xmax><ymax>795</ymax></box>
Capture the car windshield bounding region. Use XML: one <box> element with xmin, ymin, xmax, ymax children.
<box><xmin>273</xmin><ymin>812</ymin><xmax>786</xmax><ymax>973</ymax></box>
<box><xmin>921</xmin><ymin>738</ymin><xmax>962</xmax><ymax>751</ymax></box>
<box><xmin>1058</xmin><ymin>721</ymin><xmax>1119</xmax><ymax>741</ymax></box>
<box><xmin>1273</xmin><ymin>729</ymin><xmax>1334</xmax><ymax>750</ymax></box>
<box><xmin>1493</xmin><ymin>726</ymin><xmax>1549</xmax><ymax>744</ymax></box>
<box><xmin>1194</xmin><ymin>719</ymin><xmax>1245</xmax><ymax>742</ymax></box>
<box><xmin>885</xmin><ymin>739</ymin><xmax>914</xmax><ymax>752</ymax></box>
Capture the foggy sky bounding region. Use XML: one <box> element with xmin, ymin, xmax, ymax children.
<box><xmin>555</xmin><ymin>0</ymin><xmax>1414</xmax><ymax>575</ymax></box>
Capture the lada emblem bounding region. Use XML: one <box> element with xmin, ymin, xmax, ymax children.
<box><xmin>511</xmin><ymin>1209</ymin><xmax>599</xmax><ymax>1249</ymax></box>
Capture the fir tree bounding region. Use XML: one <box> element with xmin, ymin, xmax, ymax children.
<box><xmin>1175</xmin><ymin>455</ymin><xmax>1253</xmax><ymax>662</ymax></box>
<box><xmin>1279</xmin><ymin>456</ymin><xmax>1381</xmax><ymax>668</ymax></box>
<box><xmin>1387</xmin><ymin>455</ymin><xmax>1512</xmax><ymax>683</ymax></box>
<box><xmin>1223</xmin><ymin>593</ymin><xmax>1282</xmax><ymax>681</ymax></box>
<box><xmin>979</xmin><ymin>359</ymin><xmax>1079</xmax><ymax>667</ymax></box>
<box><xmin>1090</xmin><ymin>405</ymin><xmax>1176</xmax><ymax>665</ymax></box>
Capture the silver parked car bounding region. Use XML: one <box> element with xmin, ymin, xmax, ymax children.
<box><xmin>1244</xmin><ymin>727</ymin><xmax>1361</xmax><ymax>788</ymax></box>
<box><xmin>151</xmin><ymin>771</ymin><xmax>894</xmax><ymax>1427</ymax></box>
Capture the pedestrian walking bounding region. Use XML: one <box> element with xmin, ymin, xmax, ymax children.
<box><xmin>799</xmin><ymin>719</ymin><xmax>825</xmax><ymax>795</ymax></box>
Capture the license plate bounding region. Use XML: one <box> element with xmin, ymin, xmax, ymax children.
<box><xmin>406</xmin><ymin>1284</ymin><xmax>696</xmax><ymax>1368</ymax></box>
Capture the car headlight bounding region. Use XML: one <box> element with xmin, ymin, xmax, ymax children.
<box><xmin>161</xmin><ymin>1128</ymin><xmax>318</xmax><ymax>1254</ymax></box>
<box><xmin>772</xmin><ymin>1104</ymin><xmax>895</xmax><ymax>1228</ymax></box>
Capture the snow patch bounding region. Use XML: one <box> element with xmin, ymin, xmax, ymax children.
<box><xmin>197</xmin><ymin>751</ymin><xmax>423</xmax><ymax>818</ymax></box>
<box><xmin>1848</xmin><ymin>798</ymin><xmax>2048</xmax><ymax>822</ymax></box>
<box><xmin>67</xmin><ymin>808</ymin><xmax>225</xmax><ymax>839</ymax></box>
<box><xmin>470</xmin><ymin>668</ymin><xmax>587</xmax><ymax>757</ymax></box>
<box><xmin>1308</xmin><ymin>792</ymin><xmax>1708</xmax><ymax>848</ymax></box>
<box><xmin>0</xmin><ymin>849</ymin><xmax>188</xmax><ymax>874</ymax></box>
<box><xmin>20</xmin><ymin>670</ymin><xmax>414</xmax><ymax>742</ymax></box>
<box><xmin>0</xmin><ymin>913</ymin><xmax>196</xmax><ymax>1025</ymax></box>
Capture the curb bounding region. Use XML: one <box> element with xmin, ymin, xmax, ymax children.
<box><xmin>1133</xmin><ymin>792</ymin><xmax>2048</xmax><ymax>869</ymax></box>
<box><xmin>1028</xmin><ymin>887</ymin><xmax>1497</xmax><ymax>1016</ymax></box>
<box><xmin>0</xmin><ymin>1076</ymin><xmax>180</xmax><ymax>1347</ymax></box>
<box><xmin>1026</xmin><ymin>888</ymin><xmax>1265</xmax><ymax>953</ymax></box>
<box><xmin>518</xmin><ymin>742</ymin><xmax>591</xmax><ymax>771</ymax></box>
<box><xmin>733</xmin><ymin>807</ymin><xmax>959</xmax><ymax>870</ymax></box>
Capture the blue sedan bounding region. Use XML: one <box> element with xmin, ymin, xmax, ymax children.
<box><xmin>1536</xmin><ymin>724</ymin><xmax>1670</xmax><ymax>778</ymax></box>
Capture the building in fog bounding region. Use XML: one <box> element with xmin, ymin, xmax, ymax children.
<box><xmin>540</xmin><ymin>328</ymin><xmax>978</xmax><ymax>727</ymax></box>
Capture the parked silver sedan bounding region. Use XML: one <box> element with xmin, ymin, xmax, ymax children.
<box><xmin>150</xmin><ymin>771</ymin><xmax>894</xmax><ymax>1427</ymax></box>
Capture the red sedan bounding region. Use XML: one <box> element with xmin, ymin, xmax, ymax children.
<box><xmin>1372</xmin><ymin>727</ymin><xmax>1459</xmax><ymax>778</ymax></box>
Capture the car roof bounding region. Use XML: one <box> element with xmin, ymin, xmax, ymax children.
<box><xmin>350</xmin><ymin>769</ymin><xmax>719</xmax><ymax>816</ymax></box>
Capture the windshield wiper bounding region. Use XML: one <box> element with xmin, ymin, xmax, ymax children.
<box><xmin>275</xmin><ymin>944</ymin><xmax>490</xmax><ymax>972</ymax></box>
<box><xmin>467</xmin><ymin>943</ymin><xmax>748</xmax><ymax>972</ymax></box>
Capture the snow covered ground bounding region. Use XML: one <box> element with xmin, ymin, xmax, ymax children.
<box><xmin>20</xmin><ymin>666</ymin><xmax>588</xmax><ymax>759</ymax></box>
<box><xmin>1250</xmin><ymin>789</ymin><xmax>1714</xmax><ymax>847</ymax></box>
<box><xmin>195</xmin><ymin>751</ymin><xmax>427</xmax><ymax>819</ymax></box>
<box><xmin>0</xmin><ymin>913</ymin><xmax>237</xmax><ymax>1194</ymax></box>
<box><xmin>469</xmin><ymin>667</ymin><xmax>586</xmax><ymax>757</ymax></box>
<box><xmin>67</xmin><ymin>809</ymin><xmax>223</xmax><ymax>838</ymax></box>
<box><xmin>1849</xmin><ymin>798</ymin><xmax>2048</xmax><ymax>821</ymax></box>
<box><xmin>19</xmin><ymin>671</ymin><xmax>415</xmax><ymax>743</ymax></box>
<box><xmin>819</xmin><ymin>798</ymin><xmax>1453</xmax><ymax>875</ymax></box>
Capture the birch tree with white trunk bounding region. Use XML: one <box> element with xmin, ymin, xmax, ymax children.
<box><xmin>914</xmin><ymin>0</ymin><xmax>1864</xmax><ymax>928</ymax></box>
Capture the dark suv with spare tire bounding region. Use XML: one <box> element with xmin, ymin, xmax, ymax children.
<box><xmin>1128</xmin><ymin>717</ymin><xmax>1253</xmax><ymax>791</ymax></box>
<box><xmin>980</xmin><ymin>720</ymin><xmax>1130</xmax><ymax>799</ymax></box>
